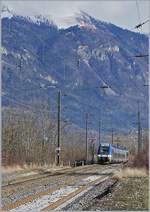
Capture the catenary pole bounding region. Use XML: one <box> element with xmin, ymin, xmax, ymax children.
<box><xmin>112</xmin><ymin>128</ymin><xmax>114</xmax><ymax>145</ymax></box>
<box><xmin>85</xmin><ymin>113</ymin><xmax>88</xmax><ymax>164</ymax></box>
<box><xmin>98</xmin><ymin>120</ymin><xmax>101</xmax><ymax>146</ymax></box>
<box><xmin>57</xmin><ymin>90</ymin><xmax>61</xmax><ymax>165</ymax></box>
<box><xmin>137</xmin><ymin>101</ymin><xmax>141</xmax><ymax>153</ymax></box>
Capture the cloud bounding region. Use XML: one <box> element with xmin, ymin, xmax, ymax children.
<box><xmin>2</xmin><ymin>0</ymin><xmax>149</xmax><ymax>33</ymax></box>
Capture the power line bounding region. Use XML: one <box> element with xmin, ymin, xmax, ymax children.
<box><xmin>3</xmin><ymin>84</ymin><xmax>110</xmax><ymax>112</ymax></box>
<box><xmin>3</xmin><ymin>85</ymin><xmax>111</xmax><ymax>124</ymax></box>
<box><xmin>132</xmin><ymin>54</ymin><xmax>149</xmax><ymax>58</ymax></box>
<box><xmin>3</xmin><ymin>95</ymin><xmax>57</xmax><ymax>114</ymax></box>
<box><xmin>134</xmin><ymin>19</ymin><xmax>149</xmax><ymax>29</ymax></box>
<box><xmin>3</xmin><ymin>83</ymin><xmax>58</xmax><ymax>97</ymax></box>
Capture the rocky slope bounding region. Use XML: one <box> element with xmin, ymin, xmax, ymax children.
<box><xmin>2</xmin><ymin>8</ymin><xmax>148</xmax><ymax>132</ymax></box>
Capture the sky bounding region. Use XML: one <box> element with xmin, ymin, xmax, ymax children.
<box><xmin>2</xmin><ymin>0</ymin><xmax>149</xmax><ymax>33</ymax></box>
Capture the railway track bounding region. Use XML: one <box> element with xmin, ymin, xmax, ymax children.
<box><xmin>2</xmin><ymin>163</ymin><xmax>122</xmax><ymax>211</ymax></box>
<box><xmin>2</xmin><ymin>164</ymin><xmax>101</xmax><ymax>188</ymax></box>
<box><xmin>2</xmin><ymin>164</ymin><xmax>106</xmax><ymax>202</ymax></box>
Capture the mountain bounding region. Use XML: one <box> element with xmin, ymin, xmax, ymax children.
<box><xmin>1</xmin><ymin>9</ymin><xmax>149</xmax><ymax>132</ymax></box>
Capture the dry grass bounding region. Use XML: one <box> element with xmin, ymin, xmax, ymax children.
<box><xmin>99</xmin><ymin>175</ymin><xmax>148</xmax><ymax>211</ymax></box>
<box><xmin>113</xmin><ymin>167</ymin><xmax>148</xmax><ymax>180</ymax></box>
<box><xmin>2</xmin><ymin>165</ymin><xmax>24</xmax><ymax>174</ymax></box>
<box><xmin>2</xmin><ymin>162</ymin><xmax>71</xmax><ymax>175</ymax></box>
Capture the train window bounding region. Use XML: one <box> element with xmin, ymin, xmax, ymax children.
<box><xmin>99</xmin><ymin>146</ymin><xmax>109</xmax><ymax>154</ymax></box>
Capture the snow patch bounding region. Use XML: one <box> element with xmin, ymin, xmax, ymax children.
<box><xmin>1</xmin><ymin>6</ymin><xmax>13</xmax><ymax>19</ymax></box>
<box><xmin>78</xmin><ymin>23</ymin><xmax>97</xmax><ymax>31</ymax></box>
<box><xmin>83</xmin><ymin>59</ymin><xmax>90</xmax><ymax>67</ymax></box>
<box><xmin>90</xmin><ymin>45</ymin><xmax>119</xmax><ymax>62</ymax></box>
<box><xmin>1</xmin><ymin>47</ymin><xmax>8</xmax><ymax>55</ymax></box>
<box><xmin>1</xmin><ymin>6</ymin><xmax>55</xmax><ymax>28</ymax></box>
<box><xmin>127</xmin><ymin>64</ymin><xmax>132</xmax><ymax>70</ymax></box>
<box><xmin>133</xmin><ymin>61</ymin><xmax>136</xmax><ymax>65</ymax></box>
<box><xmin>40</xmin><ymin>83</ymin><xmax>45</xmax><ymax>88</ymax></box>
<box><xmin>28</xmin><ymin>15</ymin><xmax>55</xmax><ymax>26</ymax></box>
<box><xmin>92</xmin><ymin>49</ymin><xmax>106</xmax><ymax>61</ymax></box>
<box><xmin>105</xmin><ymin>87</ymin><xmax>117</xmax><ymax>96</ymax></box>
<box><xmin>74</xmin><ymin>81</ymin><xmax>79</xmax><ymax>87</ymax></box>
<box><xmin>65</xmin><ymin>32</ymin><xmax>75</xmax><ymax>36</ymax></box>
<box><xmin>26</xmin><ymin>79</ymin><xmax>31</xmax><ymax>83</ymax></box>
<box><xmin>77</xmin><ymin>45</ymin><xmax>91</xmax><ymax>61</ymax></box>
<box><xmin>100</xmin><ymin>82</ymin><xmax>117</xmax><ymax>96</ymax></box>
<box><xmin>117</xmin><ymin>59</ymin><xmax>123</xmax><ymax>64</ymax></box>
<box><xmin>40</xmin><ymin>74</ymin><xmax>58</xmax><ymax>84</ymax></box>
<box><xmin>106</xmin><ymin>45</ymin><xmax>119</xmax><ymax>53</ymax></box>
<box><xmin>23</xmin><ymin>49</ymin><xmax>31</xmax><ymax>59</ymax></box>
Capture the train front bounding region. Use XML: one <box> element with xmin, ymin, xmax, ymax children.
<box><xmin>97</xmin><ymin>143</ymin><xmax>112</xmax><ymax>163</ymax></box>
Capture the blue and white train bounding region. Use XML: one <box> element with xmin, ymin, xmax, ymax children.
<box><xmin>97</xmin><ymin>143</ymin><xmax>129</xmax><ymax>163</ymax></box>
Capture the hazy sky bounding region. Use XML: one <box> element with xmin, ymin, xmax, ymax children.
<box><xmin>2</xmin><ymin>0</ymin><xmax>149</xmax><ymax>33</ymax></box>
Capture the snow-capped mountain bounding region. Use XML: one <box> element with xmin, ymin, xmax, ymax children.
<box><xmin>1</xmin><ymin>6</ymin><xmax>14</xmax><ymax>19</ymax></box>
<box><xmin>2</xmin><ymin>10</ymin><xmax>148</xmax><ymax>131</ymax></box>
<box><xmin>1</xmin><ymin>6</ymin><xmax>56</xmax><ymax>26</ymax></box>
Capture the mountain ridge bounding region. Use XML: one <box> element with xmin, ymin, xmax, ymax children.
<box><xmin>2</xmin><ymin>9</ymin><xmax>148</xmax><ymax>132</ymax></box>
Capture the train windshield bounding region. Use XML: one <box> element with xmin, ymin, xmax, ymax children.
<box><xmin>99</xmin><ymin>146</ymin><xmax>109</xmax><ymax>154</ymax></box>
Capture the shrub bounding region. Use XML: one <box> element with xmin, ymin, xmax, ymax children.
<box><xmin>129</xmin><ymin>138</ymin><xmax>149</xmax><ymax>170</ymax></box>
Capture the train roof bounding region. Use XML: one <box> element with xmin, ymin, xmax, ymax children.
<box><xmin>99</xmin><ymin>143</ymin><xmax>110</xmax><ymax>146</ymax></box>
<box><xmin>112</xmin><ymin>144</ymin><xmax>128</xmax><ymax>151</ymax></box>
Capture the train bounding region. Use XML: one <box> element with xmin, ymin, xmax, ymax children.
<box><xmin>97</xmin><ymin>143</ymin><xmax>129</xmax><ymax>164</ymax></box>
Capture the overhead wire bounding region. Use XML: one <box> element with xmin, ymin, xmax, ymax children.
<box><xmin>3</xmin><ymin>88</ymin><xmax>109</xmax><ymax>125</ymax></box>
<box><xmin>136</xmin><ymin>0</ymin><xmax>142</xmax><ymax>25</ymax></box>
<box><xmin>3</xmin><ymin>94</ymin><xmax>86</xmax><ymax>130</ymax></box>
<box><xmin>134</xmin><ymin>19</ymin><xmax>149</xmax><ymax>30</ymax></box>
<box><xmin>3</xmin><ymin>95</ymin><xmax>57</xmax><ymax>114</ymax></box>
